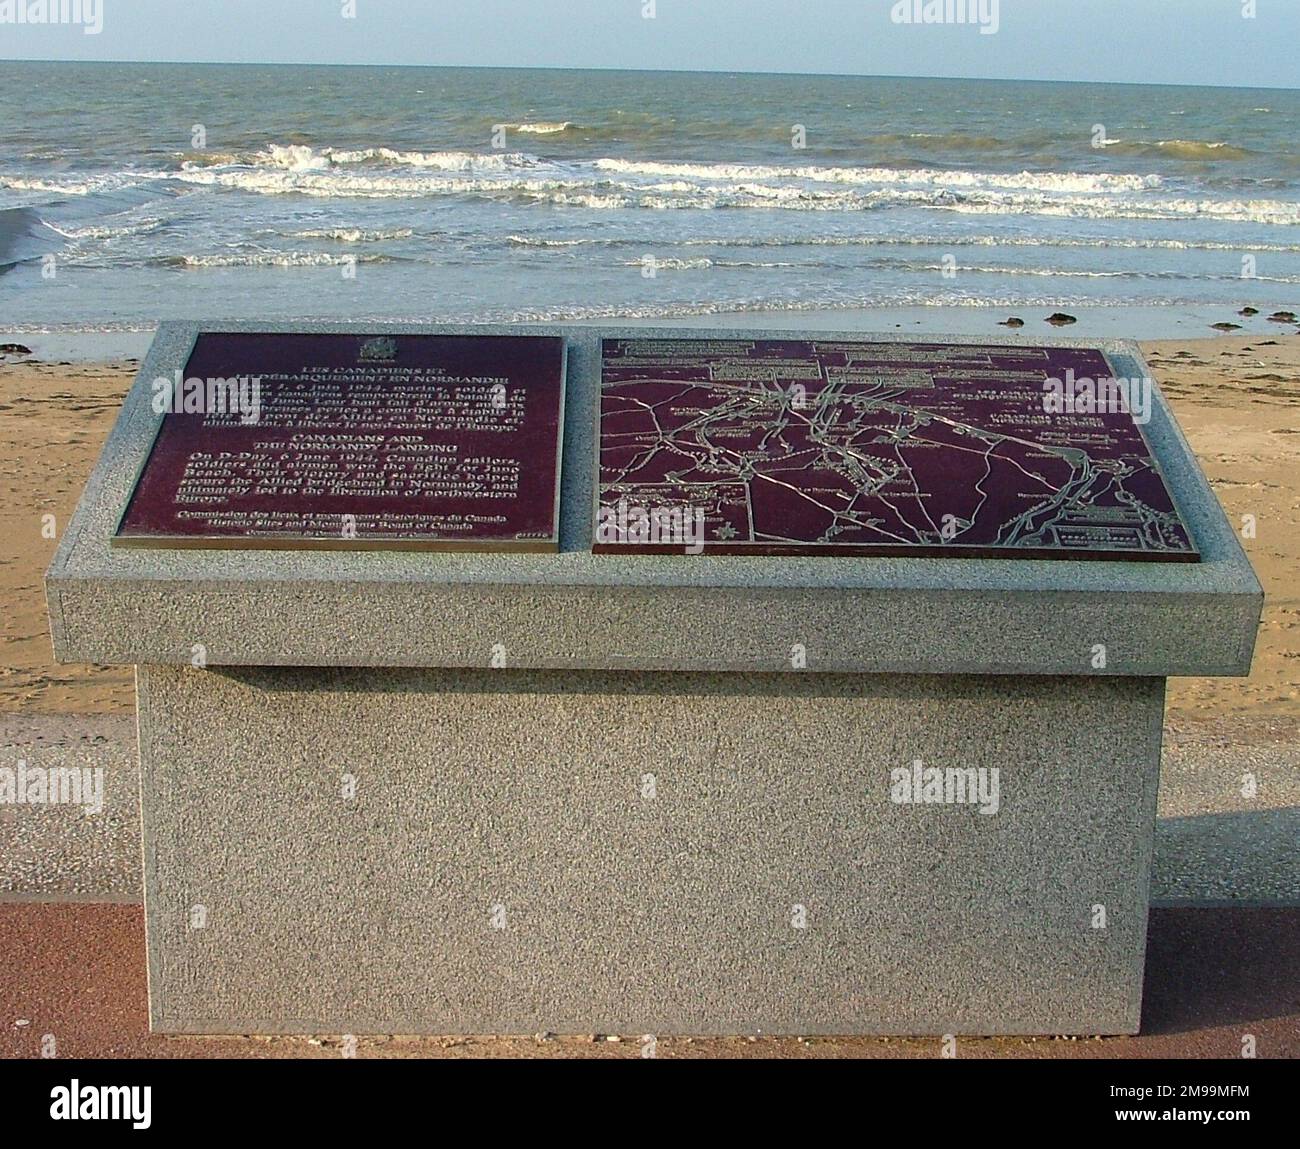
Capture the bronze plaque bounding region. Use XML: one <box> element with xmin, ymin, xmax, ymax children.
<box><xmin>115</xmin><ymin>332</ymin><xmax>566</xmax><ymax>552</ymax></box>
<box><xmin>595</xmin><ymin>338</ymin><xmax>1196</xmax><ymax>561</ymax></box>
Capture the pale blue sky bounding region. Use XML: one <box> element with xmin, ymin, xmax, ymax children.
<box><xmin>1</xmin><ymin>0</ymin><xmax>1296</xmax><ymax>88</ymax></box>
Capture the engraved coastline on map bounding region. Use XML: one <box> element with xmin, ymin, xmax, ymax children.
<box><xmin>596</xmin><ymin>338</ymin><xmax>1197</xmax><ymax>561</ymax></box>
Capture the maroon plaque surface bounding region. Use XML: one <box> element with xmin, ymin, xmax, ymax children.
<box><xmin>115</xmin><ymin>333</ymin><xmax>566</xmax><ymax>551</ymax></box>
<box><xmin>595</xmin><ymin>338</ymin><xmax>1197</xmax><ymax>561</ymax></box>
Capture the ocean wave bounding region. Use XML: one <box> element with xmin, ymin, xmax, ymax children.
<box><xmin>899</xmin><ymin>132</ymin><xmax>1010</xmax><ymax>150</ymax></box>
<box><xmin>166</xmin><ymin>158</ymin><xmax>1300</xmax><ymax>223</ymax></box>
<box><xmin>675</xmin><ymin>235</ymin><xmax>1300</xmax><ymax>253</ymax></box>
<box><xmin>943</xmin><ymin>193</ymin><xmax>1300</xmax><ymax>225</ymax></box>
<box><xmin>505</xmin><ymin>235</ymin><xmax>595</xmax><ymax>247</ymax></box>
<box><xmin>178</xmin><ymin>151</ymin><xmax>247</xmax><ymax>168</ymax></box>
<box><xmin>177</xmin><ymin>144</ymin><xmax>541</xmax><ymax>174</ymax></box>
<box><xmin>157</xmin><ymin>250</ymin><xmax>395</xmax><ymax>268</ymax></box>
<box><xmin>0</xmin><ymin>173</ymin><xmax>144</xmax><ymax>197</ymax></box>
<box><xmin>166</xmin><ymin>147</ymin><xmax>1300</xmax><ymax>222</ymax></box>
<box><xmin>321</xmin><ymin>146</ymin><xmax>536</xmax><ymax>170</ymax></box>
<box><xmin>43</xmin><ymin>217</ymin><xmax>165</xmax><ymax>241</ymax></box>
<box><xmin>15</xmin><ymin>142</ymin><xmax>1300</xmax><ymax>232</ymax></box>
<box><xmin>0</xmin><ymin>205</ymin><xmax>44</xmax><ymax>265</ymax></box>
<box><xmin>511</xmin><ymin>233</ymin><xmax>1300</xmax><ymax>255</ymax></box>
<box><xmin>178</xmin><ymin>143</ymin><xmax>1167</xmax><ymax>194</ymax></box>
<box><xmin>618</xmin><ymin>256</ymin><xmax>716</xmax><ymax>270</ymax></box>
<box><xmin>1105</xmin><ymin>139</ymin><xmax>1254</xmax><ymax>161</ymax></box>
<box><xmin>619</xmin><ymin>256</ymin><xmax>801</xmax><ymax>270</ymax></box>
<box><xmin>590</xmin><ymin>157</ymin><xmax>1165</xmax><ymax>194</ymax></box>
<box><xmin>920</xmin><ymin>264</ymin><xmax>1133</xmax><ymax>278</ymax></box>
<box><xmin>612</xmin><ymin>255</ymin><xmax>1274</xmax><ymax>281</ymax></box>
<box><xmin>505</xmin><ymin>121</ymin><xmax>575</xmax><ymax>134</ymax></box>
<box><xmin>287</xmin><ymin>226</ymin><xmax>415</xmax><ymax>242</ymax></box>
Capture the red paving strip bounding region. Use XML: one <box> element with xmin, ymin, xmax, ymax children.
<box><xmin>0</xmin><ymin>903</ymin><xmax>1295</xmax><ymax>1059</ymax></box>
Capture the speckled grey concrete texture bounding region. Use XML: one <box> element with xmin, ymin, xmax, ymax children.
<box><xmin>47</xmin><ymin>323</ymin><xmax>1261</xmax><ymax>676</ymax></box>
<box><xmin>8</xmin><ymin>713</ymin><xmax>1295</xmax><ymax>908</ymax></box>
<box><xmin>138</xmin><ymin>665</ymin><xmax>1165</xmax><ymax>1036</ymax></box>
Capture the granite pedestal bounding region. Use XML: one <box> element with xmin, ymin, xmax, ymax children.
<box><xmin>47</xmin><ymin>323</ymin><xmax>1262</xmax><ymax>1036</ymax></box>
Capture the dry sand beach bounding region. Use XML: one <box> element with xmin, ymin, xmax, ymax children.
<box><xmin>1</xmin><ymin>330</ymin><xmax>1297</xmax><ymax>1059</ymax></box>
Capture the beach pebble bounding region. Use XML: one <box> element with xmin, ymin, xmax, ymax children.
<box><xmin>999</xmin><ymin>317</ymin><xmax>1025</xmax><ymax>328</ymax></box>
<box><xmin>1239</xmin><ymin>307</ymin><xmax>1259</xmax><ymax>316</ymax></box>
<box><xmin>1266</xmin><ymin>311</ymin><xmax>1296</xmax><ymax>323</ymax></box>
<box><xmin>0</xmin><ymin>344</ymin><xmax>33</xmax><ymax>356</ymax></box>
<box><xmin>1211</xmin><ymin>322</ymin><xmax>1243</xmax><ymax>331</ymax></box>
<box><xmin>1045</xmin><ymin>313</ymin><xmax>1077</xmax><ymax>326</ymax></box>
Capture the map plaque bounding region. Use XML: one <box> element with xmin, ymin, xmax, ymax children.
<box><xmin>115</xmin><ymin>332</ymin><xmax>566</xmax><ymax>552</ymax></box>
<box><xmin>596</xmin><ymin>338</ymin><xmax>1197</xmax><ymax>561</ymax></box>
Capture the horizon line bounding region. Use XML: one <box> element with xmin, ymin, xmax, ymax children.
<box><xmin>0</xmin><ymin>58</ymin><xmax>1296</xmax><ymax>92</ymax></box>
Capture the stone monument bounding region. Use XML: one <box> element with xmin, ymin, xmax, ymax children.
<box><xmin>46</xmin><ymin>323</ymin><xmax>1261</xmax><ymax>1036</ymax></box>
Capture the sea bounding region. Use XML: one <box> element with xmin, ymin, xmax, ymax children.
<box><xmin>1</xmin><ymin>62</ymin><xmax>1297</xmax><ymax>356</ymax></box>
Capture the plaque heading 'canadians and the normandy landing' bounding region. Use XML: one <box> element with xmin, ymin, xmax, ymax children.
<box><xmin>114</xmin><ymin>333</ymin><xmax>566</xmax><ymax>552</ymax></box>
<box><xmin>595</xmin><ymin>338</ymin><xmax>1197</xmax><ymax>561</ymax></box>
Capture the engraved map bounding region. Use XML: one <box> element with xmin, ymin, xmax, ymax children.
<box><xmin>596</xmin><ymin>338</ymin><xmax>1197</xmax><ymax>561</ymax></box>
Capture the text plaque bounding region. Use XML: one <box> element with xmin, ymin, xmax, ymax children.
<box><xmin>596</xmin><ymin>338</ymin><xmax>1197</xmax><ymax>561</ymax></box>
<box><xmin>115</xmin><ymin>333</ymin><xmax>566</xmax><ymax>552</ymax></box>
